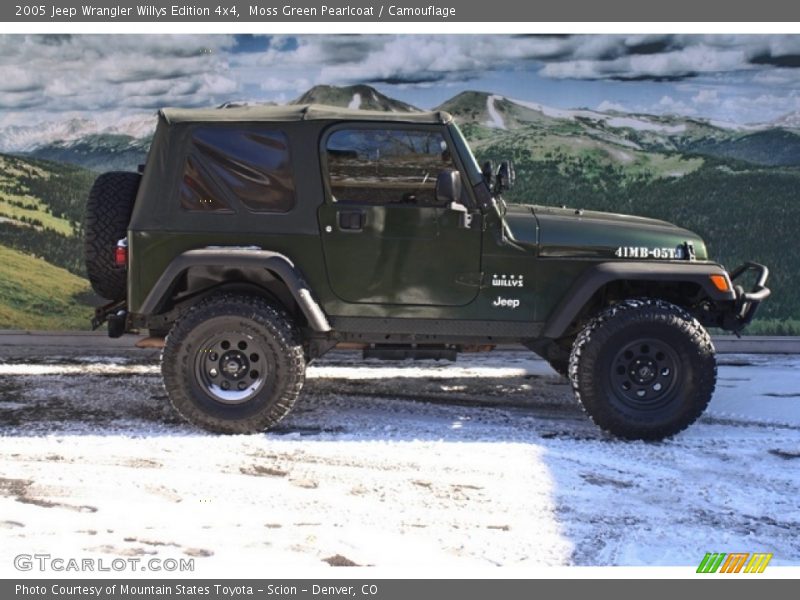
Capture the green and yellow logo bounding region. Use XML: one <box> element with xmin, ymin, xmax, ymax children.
<box><xmin>697</xmin><ymin>552</ymin><xmax>773</xmax><ymax>573</ymax></box>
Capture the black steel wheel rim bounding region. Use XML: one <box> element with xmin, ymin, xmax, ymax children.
<box><xmin>607</xmin><ymin>337</ymin><xmax>681</xmax><ymax>412</ymax></box>
<box><xmin>193</xmin><ymin>332</ymin><xmax>268</xmax><ymax>404</ymax></box>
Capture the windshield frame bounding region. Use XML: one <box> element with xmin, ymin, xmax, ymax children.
<box><xmin>447</xmin><ymin>122</ymin><xmax>483</xmax><ymax>187</ymax></box>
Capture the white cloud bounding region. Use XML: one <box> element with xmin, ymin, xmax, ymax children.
<box><xmin>752</xmin><ymin>68</ymin><xmax>800</xmax><ymax>86</ymax></box>
<box><xmin>655</xmin><ymin>95</ymin><xmax>697</xmax><ymax>115</ymax></box>
<box><xmin>692</xmin><ymin>89</ymin><xmax>719</xmax><ymax>105</ymax></box>
<box><xmin>260</xmin><ymin>77</ymin><xmax>311</xmax><ymax>93</ymax></box>
<box><xmin>596</xmin><ymin>100</ymin><xmax>629</xmax><ymax>112</ymax></box>
<box><xmin>0</xmin><ymin>35</ymin><xmax>240</xmax><ymax>122</ymax></box>
<box><xmin>541</xmin><ymin>45</ymin><xmax>749</xmax><ymax>81</ymax></box>
<box><xmin>0</xmin><ymin>90</ymin><xmax>47</xmax><ymax>110</ymax></box>
<box><xmin>234</xmin><ymin>35</ymin><xmax>649</xmax><ymax>86</ymax></box>
<box><xmin>2</xmin><ymin>34</ymin><xmax>800</xmax><ymax>129</ymax></box>
<box><xmin>718</xmin><ymin>93</ymin><xmax>800</xmax><ymax>121</ymax></box>
<box><xmin>0</xmin><ymin>67</ymin><xmax>43</xmax><ymax>93</ymax></box>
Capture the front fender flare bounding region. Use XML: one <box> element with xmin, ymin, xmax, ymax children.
<box><xmin>138</xmin><ymin>248</ymin><xmax>331</xmax><ymax>332</ymax></box>
<box><xmin>541</xmin><ymin>261</ymin><xmax>736</xmax><ymax>339</ymax></box>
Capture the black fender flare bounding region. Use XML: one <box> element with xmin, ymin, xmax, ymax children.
<box><xmin>138</xmin><ymin>248</ymin><xmax>331</xmax><ymax>332</ymax></box>
<box><xmin>541</xmin><ymin>261</ymin><xmax>736</xmax><ymax>339</ymax></box>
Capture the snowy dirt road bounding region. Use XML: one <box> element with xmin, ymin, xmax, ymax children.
<box><xmin>0</xmin><ymin>351</ymin><xmax>799</xmax><ymax>574</ymax></box>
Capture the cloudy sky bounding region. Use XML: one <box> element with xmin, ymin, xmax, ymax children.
<box><xmin>2</xmin><ymin>34</ymin><xmax>800</xmax><ymax>129</ymax></box>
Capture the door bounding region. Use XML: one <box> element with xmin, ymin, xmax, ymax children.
<box><xmin>319</xmin><ymin>126</ymin><xmax>482</xmax><ymax>306</ymax></box>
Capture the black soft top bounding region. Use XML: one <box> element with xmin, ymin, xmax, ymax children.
<box><xmin>159</xmin><ymin>103</ymin><xmax>452</xmax><ymax>125</ymax></box>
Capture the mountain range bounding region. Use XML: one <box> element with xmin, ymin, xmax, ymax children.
<box><xmin>4</xmin><ymin>84</ymin><xmax>800</xmax><ymax>172</ymax></box>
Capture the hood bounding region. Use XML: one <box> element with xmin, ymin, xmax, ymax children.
<box><xmin>504</xmin><ymin>204</ymin><xmax>708</xmax><ymax>261</ymax></box>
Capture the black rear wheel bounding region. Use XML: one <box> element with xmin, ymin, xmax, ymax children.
<box><xmin>162</xmin><ymin>294</ymin><xmax>306</xmax><ymax>434</ymax></box>
<box><xmin>193</xmin><ymin>331</ymin><xmax>270</xmax><ymax>405</ymax></box>
<box><xmin>569</xmin><ymin>298</ymin><xmax>716</xmax><ymax>440</ymax></box>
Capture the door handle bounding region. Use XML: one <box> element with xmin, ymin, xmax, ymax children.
<box><xmin>338</xmin><ymin>210</ymin><xmax>365</xmax><ymax>231</ymax></box>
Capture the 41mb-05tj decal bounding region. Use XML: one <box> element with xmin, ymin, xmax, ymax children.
<box><xmin>615</xmin><ymin>246</ymin><xmax>686</xmax><ymax>259</ymax></box>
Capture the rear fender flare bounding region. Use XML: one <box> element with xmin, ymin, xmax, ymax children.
<box><xmin>139</xmin><ymin>248</ymin><xmax>330</xmax><ymax>332</ymax></box>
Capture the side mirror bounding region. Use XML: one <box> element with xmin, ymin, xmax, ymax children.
<box><xmin>435</xmin><ymin>169</ymin><xmax>462</xmax><ymax>205</ymax></box>
<box><xmin>497</xmin><ymin>160</ymin><xmax>515</xmax><ymax>192</ymax></box>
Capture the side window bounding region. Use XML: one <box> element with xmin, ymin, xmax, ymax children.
<box><xmin>325</xmin><ymin>128</ymin><xmax>455</xmax><ymax>206</ymax></box>
<box><xmin>179</xmin><ymin>128</ymin><xmax>295</xmax><ymax>213</ymax></box>
<box><xmin>180</xmin><ymin>154</ymin><xmax>230</xmax><ymax>211</ymax></box>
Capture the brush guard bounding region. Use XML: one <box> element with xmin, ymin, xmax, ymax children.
<box><xmin>724</xmin><ymin>262</ymin><xmax>770</xmax><ymax>332</ymax></box>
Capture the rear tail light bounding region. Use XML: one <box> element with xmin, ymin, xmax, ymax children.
<box><xmin>114</xmin><ymin>238</ymin><xmax>128</xmax><ymax>267</ymax></box>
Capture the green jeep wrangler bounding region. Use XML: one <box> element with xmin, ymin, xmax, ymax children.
<box><xmin>85</xmin><ymin>104</ymin><xmax>770</xmax><ymax>440</ymax></box>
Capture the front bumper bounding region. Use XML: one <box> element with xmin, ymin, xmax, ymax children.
<box><xmin>722</xmin><ymin>261</ymin><xmax>770</xmax><ymax>331</ymax></box>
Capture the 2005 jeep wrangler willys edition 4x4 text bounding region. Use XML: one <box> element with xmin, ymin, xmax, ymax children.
<box><xmin>85</xmin><ymin>104</ymin><xmax>770</xmax><ymax>440</ymax></box>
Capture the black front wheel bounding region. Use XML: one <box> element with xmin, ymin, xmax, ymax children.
<box><xmin>162</xmin><ymin>294</ymin><xmax>306</xmax><ymax>434</ymax></box>
<box><xmin>569</xmin><ymin>298</ymin><xmax>716</xmax><ymax>440</ymax></box>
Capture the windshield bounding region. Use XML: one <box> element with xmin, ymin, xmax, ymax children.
<box><xmin>447</xmin><ymin>123</ymin><xmax>482</xmax><ymax>186</ymax></box>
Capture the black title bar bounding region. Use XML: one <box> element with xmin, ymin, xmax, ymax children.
<box><xmin>5</xmin><ymin>0</ymin><xmax>800</xmax><ymax>22</ymax></box>
<box><xmin>3</xmin><ymin>579</ymin><xmax>795</xmax><ymax>600</ymax></box>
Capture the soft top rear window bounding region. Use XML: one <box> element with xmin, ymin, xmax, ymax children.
<box><xmin>179</xmin><ymin>127</ymin><xmax>295</xmax><ymax>213</ymax></box>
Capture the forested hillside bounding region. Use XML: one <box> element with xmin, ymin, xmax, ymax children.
<box><xmin>0</xmin><ymin>153</ymin><xmax>95</xmax><ymax>329</ymax></box>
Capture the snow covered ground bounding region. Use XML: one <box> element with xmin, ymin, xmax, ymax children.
<box><xmin>0</xmin><ymin>351</ymin><xmax>798</xmax><ymax>576</ymax></box>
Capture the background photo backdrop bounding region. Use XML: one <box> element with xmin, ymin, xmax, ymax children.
<box><xmin>0</xmin><ymin>34</ymin><xmax>798</xmax><ymax>331</ymax></box>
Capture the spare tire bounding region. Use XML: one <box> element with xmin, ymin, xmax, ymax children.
<box><xmin>84</xmin><ymin>171</ymin><xmax>141</xmax><ymax>301</ymax></box>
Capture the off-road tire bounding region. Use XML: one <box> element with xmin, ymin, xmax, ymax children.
<box><xmin>162</xmin><ymin>294</ymin><xmax>306</xmax><ymax>434</ymax></box>
<box><xmin>569</xmin><ymin>298</ymin><xmax>716</xmax><ymax>440</ymax></box>
<box><xmin>84</xmin><ymin>171</ymin><xmax>140</xmax><ymax>301</ymax></box>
